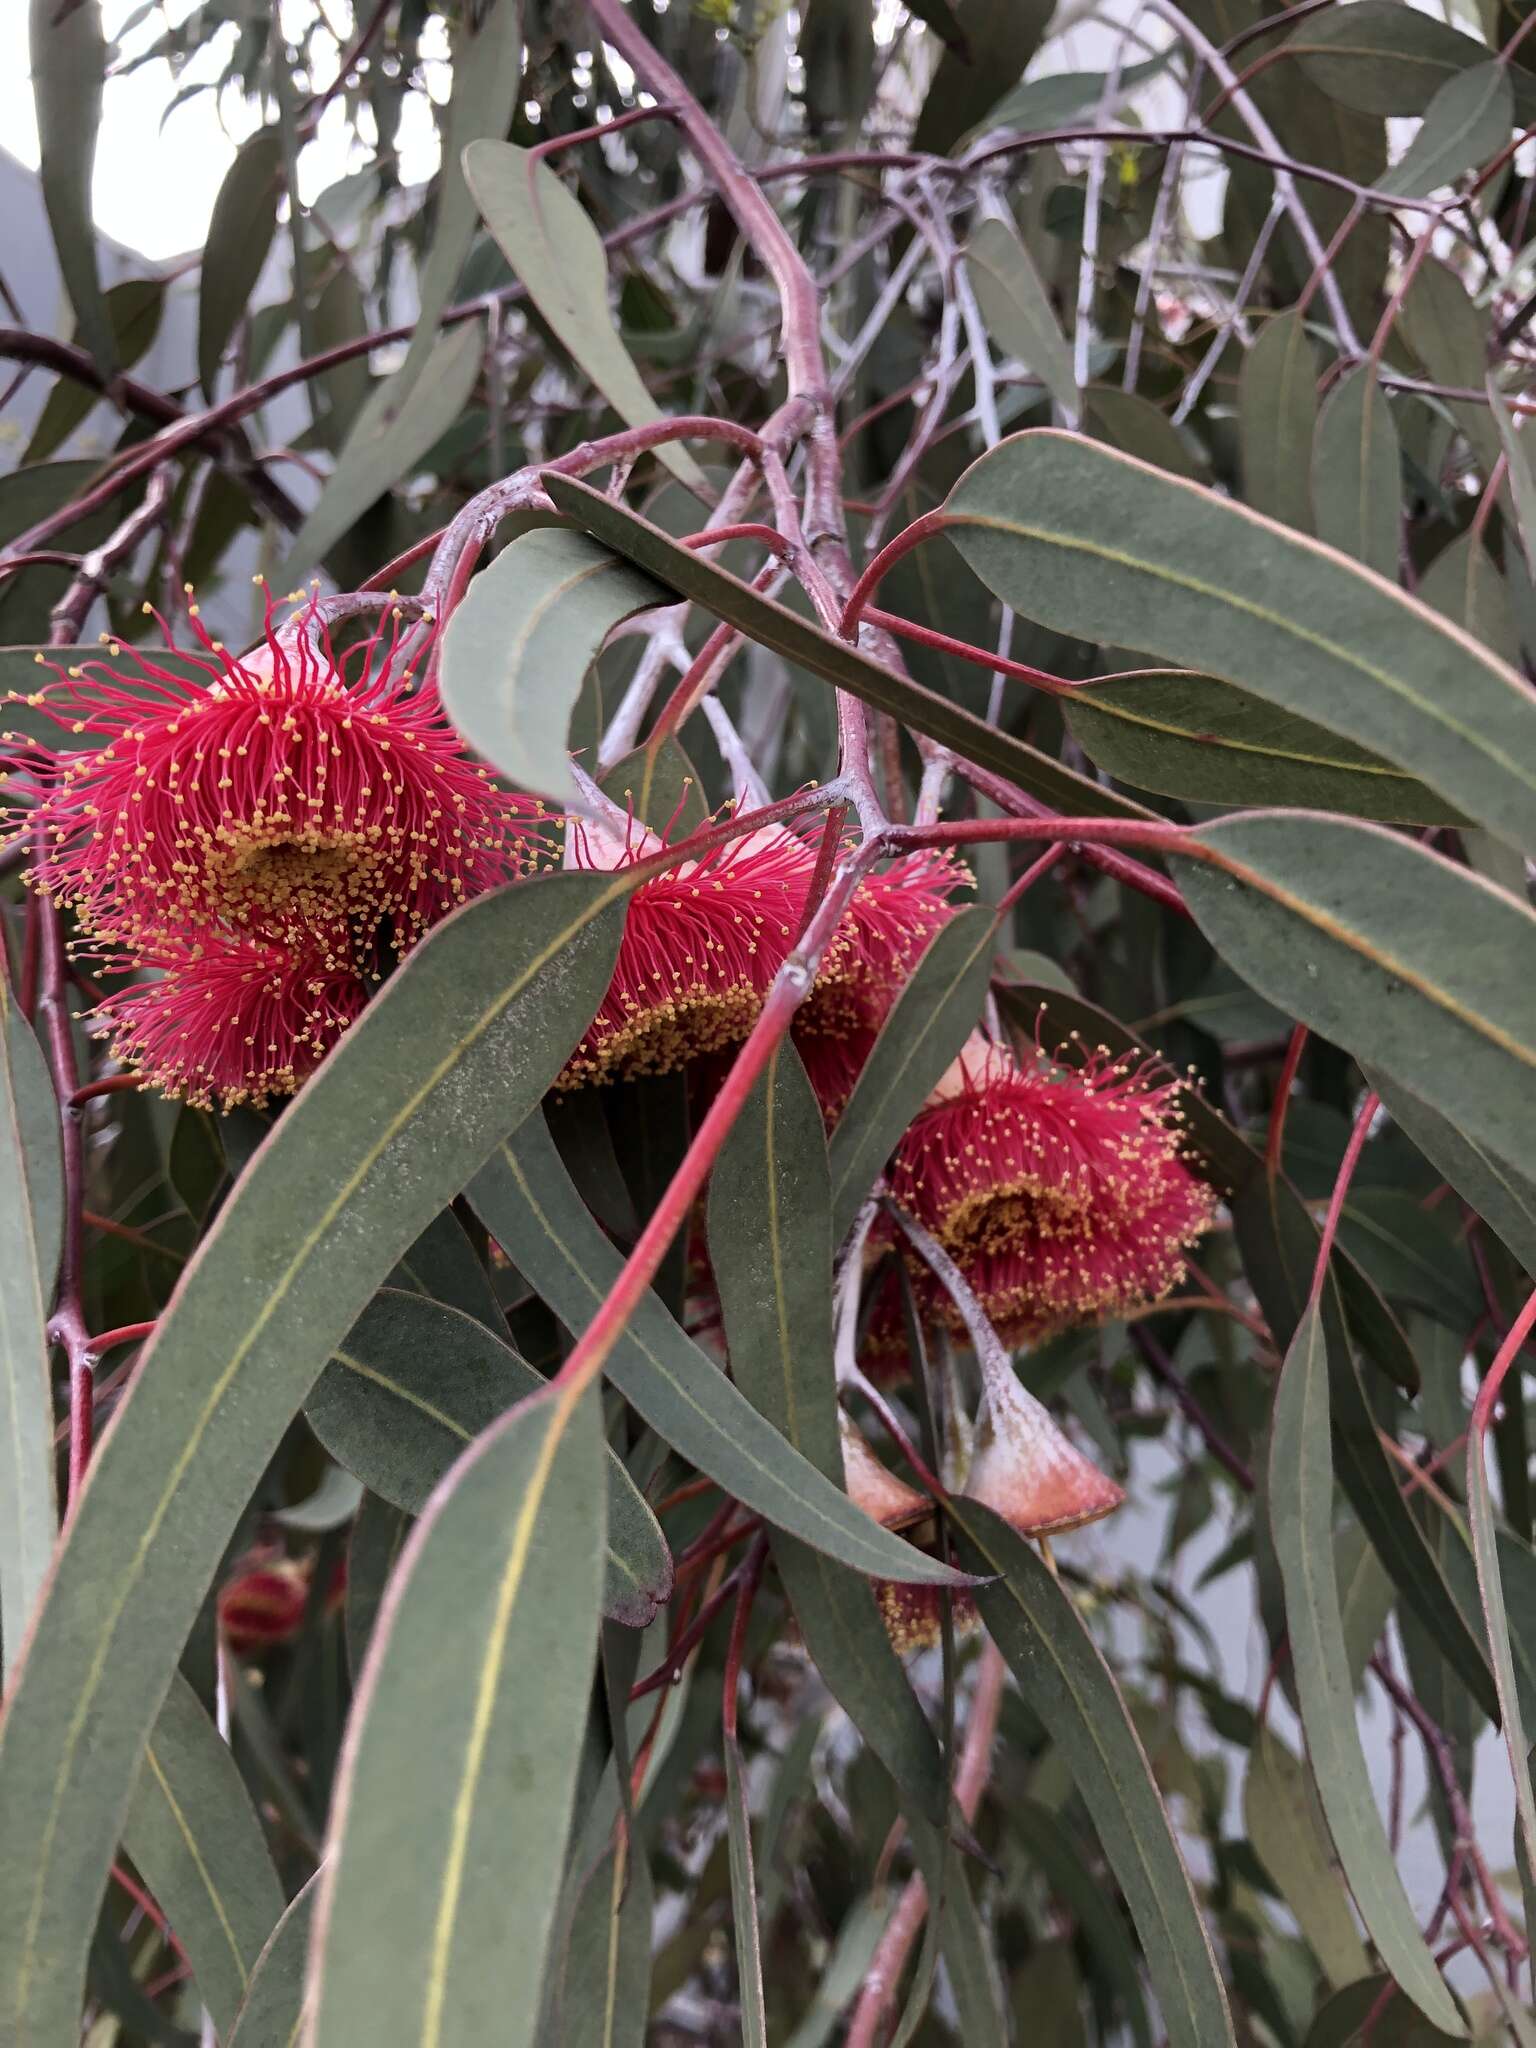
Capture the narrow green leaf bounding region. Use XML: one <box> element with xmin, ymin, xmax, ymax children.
<box><xmin>0</xmin><ymin>957</ymin><xmax>58</xmax><ymax>1677</ymax></box>
<box><xmin>1380</xmin><ymin>60</ymin><xmax>1513</xmax><ymax>196</ymax></box>
<box><xmin>1418</xmin><ymin>531</ymin><xmax>1520</xmax><ymax>667</ymax></box>
<box><xmin>965</xmin><ymin>215</ymin><xmax>1078</xmax><ymax>421</ymax></box>
<box><xmin>828</xmin><ymin>907</ymin><xmax>997</xmax><ymax>1242</ymax></box>
<box><xmin>710</xmin><ymin>1044</ymin><xmax>951</xmax><ymax>1828</ymax></box>
<box><xmin>29</xmin><ymin>0</ymin><xmax>112</xmax><ymax>371</ymax></box>
<box><xmin>913</xmin><ymin>0</ymin><xmax>1052</xmax><ymax>154</ymax></box>
<box><xmin>953</xmin><ymin>1503</ymin><xmax>1236</xmax><ymax>2048</ymax></box>
<box><xmin>1011</xmin><ymin>1799</ymin><xmax>1154</xmax><ymax>2048</ymax></box>
<box><xmin>944</xmin><ymin>430</ymin><xmax>1536</xmax><ymax>853</ymax></box>
<box><xmin>1468</xmin><ymin>1422</ymin><xmax>1536</xmax><ymax>1907</ymax></box>
<box><xmin>463</xmin><ymin>141</ymin><xmax>706</xmax><ymax>491</ymax></box>
<box><xmin>1287</xmin><ymin>0</ymin><xmax>1536</xmax><ymax>119</ymax></box>
<box><xmin>709</xmin><ymin>1044</ymin><xmax>842</xmax><ymax>1484</ymax></box>
<box><xmin>1243</xmin><ymin>1730</ymin><xmax>1371</xmax><ymax>1989</ymax></box>
<box><xmin>1179</xmin><ymin>812</ymin><xmax>1536</xmax><ymax>1191</ymax></box>
<box><xmin>393</xmin><ymin>0</ymin><xmax>522</xmax><ymax>399</ymax></box>
<box><xmin>470</xmin><ymin>1114</ymin><xmax>969</xmax><ymax>1585</ymax></box>
<box><xmin>1231</xmin><ymin>1178</ymin><xmax>1495</xmax><ymax>1717</ymax></box>
<box><xmin>310</xmin><ymin>1289</ymin><xmax>673</xmax><ymax>1626</ymax></box>
<box><xmin>966</xmin><ymin>54</ymin><xmax>1173</xmax><ymax>146</ymax></box>
<box><xmin>310</xmin><ymin>1383</ymin><xmax>606</xmax><ymax>2048</ymax></box>
<box><xmin>278</xmin><ymin>320</ymin><xmax>485</xmax><ymax>582</ymax></box>
<box><xmin>545</xmin><ymin>1832</ymin><xmax>652</xmax><ymax>2048</ymax></box>
<box><xmin>1399</xmin><ymin>259</ymin><xmax>1502</xmax><ymax>477</ymax></box>
<box><xmin>1489</xmin><ymin>382</ymin><xmax>1536</xmax><ymax>578</ymax></box>
<box><xmin>782</xmin><ymin>1897</ymin><xmax>892</xmax><ymax>2048</ymax></box>
<box><xmin>1239</xmin><ymin>311</ymin><xmax>1320</xmax><ymax>534</ymax></box>
<box><xmin>1366</xmin><ymin>1067</ymin><xmax>1536</xmax><ymax>1277</ymax></box>
<box><xmin>439</xmin><ymin>527</ymin><xmax>669</xmax><ymax>806</ymax></box>
<box><xmin>227</xmin><ymin>1876</ymin><xmax>319</xmax><ymax>2048</ymax></box>
<box><xmin>344</xmin><ymin>1492</ymin><xmax>410</xmax><ymax>1679</ymax></box>
<box><xmin>122</xmin><ymin>1673</ymin><xmax>284</xmax><ymax>2038</ymax></box>
<box><xmin>543</xmin><ymin>471</ymin><xmax>1160</xmax><ymax>823</ymax></box>
<box><xmin>25</xmin><ymin>280</ymin><xmax>166</xmax><ymax>463</ymax></box>
<box><xmin>389</xmin><ymin>1208</ymin><xmax>504</xmax><ymax>1332</ymax></box>
<box><xmin>1062</xmin><ymin>672</ymin><xmax>1456</xmax><ymax>823</ymax></box>
<box><xmin>0</xmin><ymin>870</ymin><xmax>630</xmax><ymax>2047</ymax></box>
<box><xmin>1268</xmin><ymin>1302</ymin><xmax>1466</xmax><ymax>2036</ymax></box>
<box><xmin>939</xmin><ymin>1863</ymin><xmax>1008</xmax><ymax>2047</ymax></box>
<box><xmin>725</xmin><ymin>1734</ymin><xmax>768</xmax><ymax>2048</ymax></box>
<box><xmin>198</xmin><ymin>130</ymin><xmax>284</xmax><ymax>394</ymax></box>
<box><xmin>1312</xmin><ymin>366</ymin><xmax>1401</xmax><ymax>580</ymax></box>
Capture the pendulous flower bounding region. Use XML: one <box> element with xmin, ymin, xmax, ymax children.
<box><xmin>14</xmin><ymin>589</ymin><xmax>538</xmax><ymax>966</ymax></box>
<box><xmin>889</xmin><ymin>1029</ymin><xmax>1217</xmax><ymax>1343</ymax></box>
<box><xmin>559</xmin><ymin>809</ymin><xmax>817</xmax><ymax>1086</ymax></box>
<box><xmin>94</xmin><ymin>927</ymin><xmax>368</xmax><ymax>1111</ymax></box>
<box><xmin>794</xmin><ymin>846</ymin><xmax>968</xmax><ymax>1118</ymax></box>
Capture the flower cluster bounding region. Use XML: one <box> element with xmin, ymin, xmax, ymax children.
<box><xmin>6</xmin><ymin>589</ymin><xmax>540</xmax><ymax>1108</ymax></box>
<box><xmin>557</xmin><ymin>801</ymin><xmax>965</xmax><ymax>1099</ymax></box>
<box><xmin>889</xmin><ymin>1030</ymin><xmax>1218</xmax><ymax>1345</ymax></box>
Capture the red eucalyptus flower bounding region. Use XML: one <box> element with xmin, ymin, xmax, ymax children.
<box><xmin>14</xmin><ymin>591</ymin><xmax>537</xmax><ymax>965</ymax></box>
<box><xmin>218</xmin><ymin>1558</ymin><xmax>310</xmax><ymax>1653</ymax></box>
<box><xmin>890</xmin><ymin>1030</ymin><xmax>1216</xmax><ymax>1343</ymax></box>
<box><xmin>793</xmin><ymin>847</ymin><xmax>968</xmax><ymax>1117</ymax></box>
<box><xmin>559</xmin><ymin>812</ymin><xmax>816</xmax><ymax>1085</ymax></box>
<box><xmin>95</xmin><ymin>928</ymin><xmax>368</xmax><ymax>1110</ymax></box>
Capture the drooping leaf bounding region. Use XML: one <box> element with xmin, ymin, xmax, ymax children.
<box><xmin>1178</xmin><ymin>813</ymin><xmax>1536</xmax><ymax>1191</ymax></box>
<box><xmin>227</xmin><ymin>1876</ymin><xmax>319</xmax><ymax>2048</ymax></box>
<box><xmin>469</xmin><ymin>1114</ymin><xmax>969</xmax><ymax>1585</ymax></box>
<box><xmin>1061</xmin><ymin>673</ymin><xmax>1456</xmax><ymax>822</ymax></box>
<box><xmin>1489</xmin><ymin>381</ymin><xmax>1536</xmax><ymax>577</ymax></box>
<box><xmin>392</xmin><ymin>0</ymin><xmax>522</xmax><ymax>398</ymax></box>
<box><xmin>709</xmin><ymin>1044</ymin><xmax>950</xmax><ymax>1828</ymax></box>
<box><xmin>30</xmin><ymin>0</ymin><xmax>112</xmax><ymax>371</ymax></box>
<box><xmin>965</xmin><ymin>215</ymin><xmax>1078</xmax><ymax>421</ymax></box>
<box><xmin>1268</xmin><ymin>1303</ymin><xmax>1467</xmax><ymax>2036</ymax></box>
<box><xmin>1239</xmin><ymin>310</ymin><xmax>1320</xmax><ymax>534</ymax></box>
<box><xmin>1231</xmin><ymin>1178</ymin><xmax>1496</xmax><ymax>1718</ymax></box>
<box><xmin>953</xmin><ymin>1503</ymin><xmax>1237</xmax><ymax>2048</ymax></box>
<box><xmin>1312</xmin><ymin>366</ymin><xmax>1401</xmax><ymax>580</ymax></box>
<box><xmin>463</xmin><ymin>141</ymin><xmax>706</xmax><ymax>490</ymax></box>
<box><xmin>121</xmin><ymin>1673</ymin><xmax>285</xmax><ymax>2039</ymax></box>
<box><xmin>1011</xmin><ymin>1799</ymin><xmax>1154</xmax><ymax>2048</ymax></box>
<box><xmin>0</xmin><ymin>959</ymin><xmax>58</xmax><ymax>1677</ymax></box>
<box><xmin>913</xmin><ymin>0</ymin><xmax>1053</xmax><ymax>153</ymax></box>
<box><xmin>544</xmin><ymin>1832</ymin><xmax>653</xmax><ymax>2048</ymax></box>
<box><xmin>943</xmin><ymin>431</ymin><xmax>1536</xmax><ymax>854</ymax></box>
<box><xmin>277</xmin><ymin>319</ymin><xmax>486</xmax><ymax>582</ymax></box>
<box><xmin>309</xmin><ymin>1383</ymin><xmax>606</xmax><ymax>2048</ymax></box>
<box><xmin>543</xmin><ymin>473</ymin><xmax>1159</xmax><ymax>823</ymax></box>
<box><xmin>1398</xmin><ymin>259</ymin><xmax>1502</xmax><ymax>477</ymax></box>
<box><xmin>725</xmin><ymin>1732</ymin><xmax>769</xmax><ymax>2048</ymax></box>
<box><xmin>828</xmin><ymin>905</ymin><xmax>997</xmax><ymax>1244</ymax></box>
<box><xmin>25</xmin><ymin>280</ymin><xmax>166</xmax><ymax>462</ymax></box>
<box><xmin>0</xmin><ymin>870</ymin><xmax>631</xmax><ymax>2045</ymax></box>
<box><xmin>388</xmin><ymin>1208</ymin><xmax>504</xmax><ymax>1333</ymax></box>
<box><xmin>439</xmin><ymin>527</ymin><xmax>669</xmax><ymax>806</ymax></box>
<box><xmin>198</xmin><ymin>130</ymin><xmax>284</xmax><ymax>394</ymax></box>
<box><xmin>1365</xmin><ymin>1068</ymin><xmax>1536</xmax><ymax>1277</ymax></box>
<box><xmin>1418</xmin><ymin>531</ymin><xmax>1521</xmax><ymax>667</ymax></box>
<box><xmin>1288</xmin><ymin>1</ymin><xmax>1536</xmax><ymax>120</ymax></box>
<box><xmin>965</xmin><ymin>53</ymin><xmax>1173</xmax><ymax>144</ymax></box>
<box><xmin>1380</xmin><ymin>60</ymin><xmax>1513</xmax><ymax>197</ymax></box>
<box><xmin>1469</xmin><ymin>1411</ymin><xmax>1536</xmax><ymax>1906</ymax></box>
<box><xmin>310</xmin><ymin>1288</ymin><xmax>672</xmax><ymax>1626</ymax></box>
<box><xmin>1243</xmin><ymin>1729</ymin><xmax>1371</xmax><ymax>1989</ymax></box>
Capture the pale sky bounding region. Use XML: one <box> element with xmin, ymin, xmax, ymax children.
<box><xmin>0</xmin><ymin>0</ymin><xmax>447</xmax><ymax>262</ymax></box>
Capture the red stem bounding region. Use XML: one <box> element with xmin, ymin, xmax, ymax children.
<box><xmin>1265</xmin><ymin>1023</ymin><xmax>1309</xmax><ymax>1180</ymax></box>
<box><xmin>1310</xmin><ymin>1090</ymin><xmax>1379</xmax><ymax>1300</ymax></box>
<box><xmin>837</xmin><ymin>511</ymin><xmax>951</xmax><ymax>639</ymax></box>
<box><xmin>861</xmin><ymin>606</ymin><xmax>1077</xmax><ymax>698</ymax></box>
